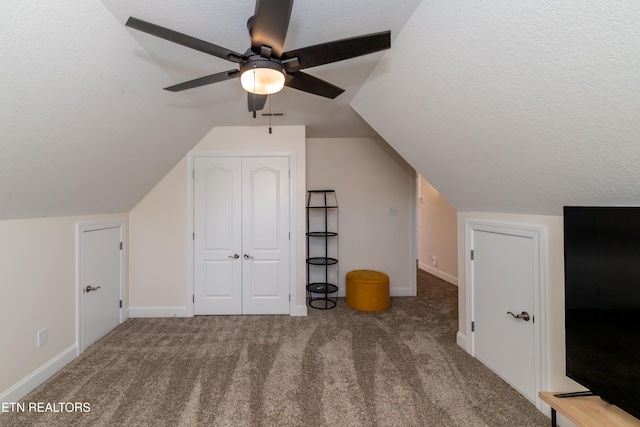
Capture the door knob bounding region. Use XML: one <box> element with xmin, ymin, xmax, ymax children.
<box><xmin>507</xmin><ymin>311</ymin><xmax>530</xmax><ymax>321</ymax></box>
<box><xmin>228</xmin><ymin>254</ymin><xmax>240</xmax><ymax>259</ymax></box>
<box><xmin>244</xmin><ymin>254</ymin><xmax>254</xmax><ymax>259</ymax></box>
<box><xmin>85</xmin><ymin>285</ymin><xmax>101</xmax><ymax>293</ymax></box>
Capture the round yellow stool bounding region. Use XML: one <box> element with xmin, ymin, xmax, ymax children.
<box><xmin>346</xmin><ymin>270</ymin><xmax>390</xmax><ymax>312</ymax></box>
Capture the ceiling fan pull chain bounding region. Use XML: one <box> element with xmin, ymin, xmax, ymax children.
<box><xmin>269</xmin><ymin>95</ymin><xmax>272</xmax><ymax>134</ymax></box>
<box><xmin>252</xmin><ymin>65</ymin><xmax>257</xmax><ymax>119</ymax></box>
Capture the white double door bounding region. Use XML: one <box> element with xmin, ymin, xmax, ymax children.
<box><xmin>194</xmin><ymin>156</ymin><xmax>290</xmax><ymax>315</ymax></box>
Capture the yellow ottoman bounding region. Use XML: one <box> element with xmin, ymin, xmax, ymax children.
<box><xmin>346</xmin><ymin>270</ymin><xmax>390</xmax><ymax>312</ymax></box>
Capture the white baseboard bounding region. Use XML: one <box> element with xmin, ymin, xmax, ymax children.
<box><xmin>456</xmin><ymin>331</ymin><xmax>468</xmax><ymax>352</ymax></box>
<box><xmin>390</xmin><ymin>288</ymin><xmax>416</xmax><ymax>297</ymax></box>
<box><xmin>418</xmin><ymin>263</ymin><xmax>458</xmax><ymax>286</ymax></box>
<box><xmin>130</xmin><ymin>305</ymin><xmax>310</xmax><ymax>317</ymax></box>
<box><xmin>128</xmin><ymin>306</ymin><xmax>190</xmax><ymax>318</ymax></box>
<box><xmin>336</xmin><ymin>287</ymin><xmax>415</xmax><ymax>298</ymax></box>
<box><xmin>0</xmin><ymin>344</ymin><xmax>77</xmax><ymax>405</ymax></box>
<box><xmin>290</xmin><ymin>304</ymin><xmax>308</xmax><ymax>316</ymax></box>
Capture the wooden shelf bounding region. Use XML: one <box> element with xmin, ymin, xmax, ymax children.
<box><xmin>539</xmin><ymin>392</ymin><xmax>640</xmax><ymax>427</ymax></box>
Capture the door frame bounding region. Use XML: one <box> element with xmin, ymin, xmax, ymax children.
<box><xmin>465</xmin><ymin>220</ymin><xmax>548</xmax><ymax>410</ymax></box>
<box><xmin>187</xmin><ymin>150</ymin><xmax>298</xmax><ymax>316</ymax></box>
<box><xmin>76</xmin><ymin>220</ymin><xmax>126</xmax><ymax>355</ymax></box>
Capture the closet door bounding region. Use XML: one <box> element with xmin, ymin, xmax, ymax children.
<box><xmin>241</xmin><ymin>157</ymin><xmax>290</xmax><ymax>314</ymax></box>
<box><xmin>194</xmin><ymin>156</ymin><xmax>290</xmax><ymax>315</ymax></box>
<box><xmin>194</xmin><ymin>157</ymin><xmax>242</xmax><ymax>315</ymax></box>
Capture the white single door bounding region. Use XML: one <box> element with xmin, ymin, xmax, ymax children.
<box><xmin>194</xmin><ymin>157</ymin><xmax>243</xmax><ymax>315</ymax></box>
<box><xmin>81</xmin><ymin>226</ymin><xmax>122</xmax><ymax>350</ymax></box>
<box><xmin>194</xmin><ymin>156</ymin><xmax>289</xmax><ymax>315</ymax></box>
<box><xmin>241</xmin><ymin>157</ymin><xmax>290</xmax><ymax>314</ymax></box>
<box><xmin>471</xmin><ymin>229</ymin><xmax>536</xmax><ymax>402</ymax></box>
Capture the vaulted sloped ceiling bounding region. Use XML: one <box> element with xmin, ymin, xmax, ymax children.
<box><xmin>4</xmin><ymin>1</ymin><xmax>639</xmax><ymax>221</ymax></box>
<box><xmin>1</xmin><ymin>0</ymin><xmax>421</xmax><ymax>220</ymax></box>
<box><xmin>1</xmin><ymin>1</ymin><xmax>213</xmax><ymax>219</ymax></box>
<box><xmin>353</xmin><ymin>0</ymin><xmax>640</xmax><ymax>216</ymax></box>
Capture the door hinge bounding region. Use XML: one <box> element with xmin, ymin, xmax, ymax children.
<box><xmin>193</xmin><ymin>294</ymin><xmax>195</xmax><ymax>303</ymax></box>
<box><xmin>120</xmin><ymin>241</ymin><xmax>123</xmax><ymax>250</ymax></box>
<box><xmin>193</xmin><ymin>232</ymin><xmax>195</xmax><ymax>241</ymax></box>
<box><xmin>289</xmin><ymin>232</ymin><xmax>291</xmax><ymax>240</ymax></box>
<box><xmin>289</xmin><ymin>294</ymin><xmax>291</xmax><ymax>302</ymax></box>
<box><xmin>471</xmin><ymin>321</ymin><xmax>475</xmax><ymax>332</ymax></box>
<box><xmin>193</xmin><ymin>169</ymin><xmax>195</xmax><ymax>179</ymax></box>
<box><xmin>470</xmin><ymin>250</ymin><xmax>475</xmax><ymax>260</ymax></box>
<box><xmin>119</xmin><ymin>300</ymin><xmax>122</xmax><ymax>308</ymax></box>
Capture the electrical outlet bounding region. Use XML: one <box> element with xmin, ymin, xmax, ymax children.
<box><xmin>37</xmin><ymin>328</ymin><xmax>48</xmax><ymax>347</ymax></box>
<box><xmin>388</xmin><ymin>206</ymin><xmax>398</xmax><ymax>216</ymax></box>
<box><xmin>431</xmin><ymin>256</ymin><xmax>438</xmax><ymax>266</ymax></box>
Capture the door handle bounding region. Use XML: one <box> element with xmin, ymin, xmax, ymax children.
<box><xmin>244</xmin><ymin>254</ymin><xmax>253</xmax><ymax>259</ymax></box>
<box><xmin>507</xmin><ymin>311</ymin><xmax>530</xmax><ymax>322</ymax></box>
<box><xmin>228</xmin><ymin>254</ymin><xmax>240</xmax><ymax>259</ymax></box>
<box><xmin>85</xmin><ymin>285</ymin><xmax>101</xmax><ymax>293</ymax></box>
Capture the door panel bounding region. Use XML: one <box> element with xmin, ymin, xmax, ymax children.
<box><xmin>242</xmin><ymin>157</ymin><xmax>290</xmax><ymax>314</ymax></box>
<box><xmin>82</xmin><ymin>226</ymin><xmax>121</xmax><ymax>350</ymax></box>
<box><xmin>472</xmin><ymin>229</ymin><xmax>536</xmax><ymax>402</ymax></box>
<box><xmin>249</xmin><ymin>168</ymin><xmax>279</xmax><ymax>249</ymax></box>
<box><xmin>205</xmin><ymin>167</ymin><xmax>235</xmax><ymax>250</ymax></box>
<box><xmin>248</xmin><ymin>260</ymin><xmax>279</xmax><ymax>296</ymax></box>
<box><xmin>205</xmin><ymin>261</ymin><xmax>234</xmax><ymax>296</ymax></box>
<box><xmin>194</xmin><ymin>158</ymin><xmax>242</xmax><ymax>315</ymax></box>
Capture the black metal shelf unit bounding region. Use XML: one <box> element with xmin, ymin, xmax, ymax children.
<box><xmin>306</xmin><ymin>190</ymin><xmax>339</xmax><ymax>309</ymax></box>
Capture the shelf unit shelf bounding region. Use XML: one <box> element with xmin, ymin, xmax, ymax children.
<box><xmin>306</xmin><ymin>190</ymin><xmax>339</xmax><ymax>310</ymax></box>
<box><xmin>307</xmin><ymin>232</ymin><xmax>338</xmax><ymax>237</ymax></box>
<box><xmin>306</xmin><ymin>257</ymin><xmax>338</xmax><ymax>265</ymax></box>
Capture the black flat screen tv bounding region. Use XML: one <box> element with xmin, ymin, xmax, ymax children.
<box><xmin>563</xmin><ymin>206</ymin><xmax>640</xmax><ymax>420</ymax></box>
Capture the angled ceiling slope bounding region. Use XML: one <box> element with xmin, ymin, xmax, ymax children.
<box><xmin>0</xmin><ymin>0</ymin><xmax>211</xmax><ymax>219</ymax></box>
<box><xmin>1</xmin><ymin>0</ymin><xmax>421</xmax><ymax>220</ymax></box>
<box><xmin>353</xmin><ymin>0</ymin><xmax>640</xmax><ymax>216</ymax></box>
<box><xmin>1</xmin><ymin>1</ymin><xmax>213</xmax><ymax>220</ymax></box>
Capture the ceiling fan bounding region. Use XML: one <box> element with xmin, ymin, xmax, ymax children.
<box><xmin>126</xmin><ymin>0</ymin><xmax>391</xmax><ymax>114</ymax></box>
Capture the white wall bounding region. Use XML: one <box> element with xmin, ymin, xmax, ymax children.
<box><xmin>0</xmin><ymin>213</ymin><xmax>127</xmax><ymax>402</ymax></box>
<box><xmin>128</xmin><ymin>158</ymin><xmax>189</xmax><ymax>312</ymax></box>
<box><xmin>128</xmin><ymin>126</ymin><xmax>307</xmax><ymax>315</ymax></box>
<box><xmin>129</xmin><ymin>131</ymin><xmax>414</xmax><ymax>313</ymax></box>
<box><xmin>418</xmin><ymin>176</ymin><xmax>458</xmax><ymax>285</ymax></box>
<box><xmin>306</xmin><ymin>138</ymin><xmax>416</xmax><ymax>296</ymax></box>
<box><xmin>456</xmin><ymin>212</ymin><xmax>581</xmax><ymax>398</ymax></box>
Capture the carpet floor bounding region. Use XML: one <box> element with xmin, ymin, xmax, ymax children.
<box><xmin>2</xmin><ymin>270</ymin><xmax>549</xmax><ymax>426</ymax></box>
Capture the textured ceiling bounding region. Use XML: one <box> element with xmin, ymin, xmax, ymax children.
<box><xmin>0</xmin><ymin>0</ymin><xmax>419</xmax><ymax>219</ymax></box>
<box><xmin>354</xmin><ymin>0</ymin><xmax>640</xmax><ymax>216</ymax></box>
<box><xmin>4</xmin><ymin>0</ymin><xmax>639</xmax><ymax>221</ymax></box>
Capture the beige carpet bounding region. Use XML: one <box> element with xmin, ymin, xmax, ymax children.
<box><xmin>2</xmin><ymin>271</ymin><xmax>549</xmax><ymax>426</ymax></box>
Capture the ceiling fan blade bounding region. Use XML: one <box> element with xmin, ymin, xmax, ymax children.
<box><xmin>126</xmin><ymin>17</ymin><xmax>246</xmax><ymax>63</ymax></box>
<box><xmin>164</xmin><ymin>70</ymin><xmax>240</xmax><ymax>92</ymax></box>
<box><xmin>249</xmin><ymin>0</ymin><xmax>294</xmax><ymax>58</ymax></box>
<box><xmin>247</xmin><ymin>93</ymin><xmax>268</xmax><ymax>112</ymax></box>
<box><xmin>285</xmin><ymin>72</ymin><xmax>344</xmax><ymax>99</ymax></box>
<box><xmin>282</xmin><ymin>30</ymin><xmax>390</xmax><ymax>72</ymax></box>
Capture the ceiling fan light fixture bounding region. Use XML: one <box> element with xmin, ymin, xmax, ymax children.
<box><xmin>240</xmin><ymin>60</ymin><xmax>285</xmax><ymax>95</ymax></box>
